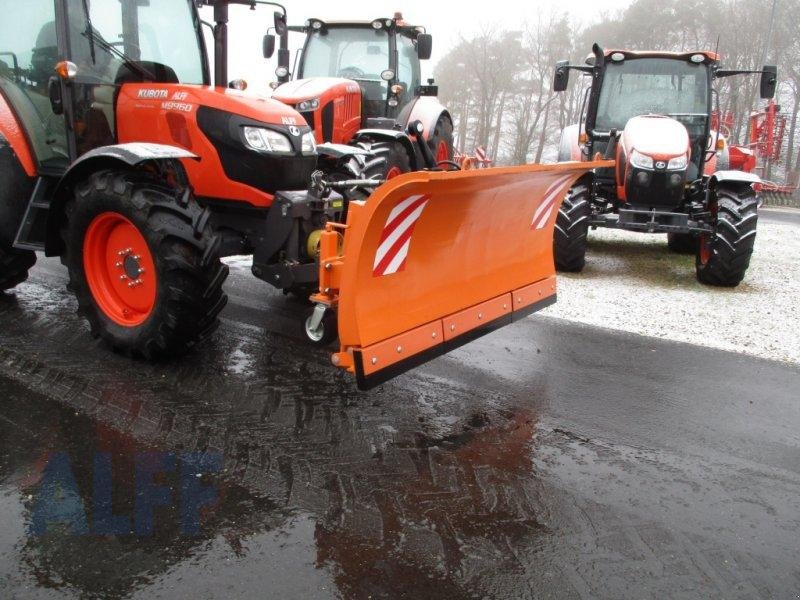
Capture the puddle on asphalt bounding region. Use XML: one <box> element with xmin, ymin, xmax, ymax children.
<box><xmin>0</xmin><ymin>366</ymin><xmax>547</xmax><ymax>599</ymax></box>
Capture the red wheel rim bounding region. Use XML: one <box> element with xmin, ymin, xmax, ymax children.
<box><xmin>386</xmin><ymin>166</ymin><xmax>402</xmax><ymax>179</ymax></box>
<box><xmin>436</xmin><ymin>140</ymin><xmax>449</xmax><ymax>165</ymax></box>
<box><xmin>699</xmin><ymin>235</ymin><xmax>712</xmax><ymax>265</ymax></box>
<box><xmin>83</xmin><ymin>212</ymin><xmax>157</xmax><ymax>327</ymax></box>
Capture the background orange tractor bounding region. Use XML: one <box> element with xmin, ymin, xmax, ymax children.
<box><xmin>553</xmin><ymin>44</ymin><xmax>777</xmax><ymax>286</ymax></box>
<box><xmin>266</xmin><ymin>11</ymin><xmax>454</xmax><ymax>189</ymax></box>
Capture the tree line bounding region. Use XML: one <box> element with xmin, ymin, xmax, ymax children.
<box><xmin>434</xmin><ymin>0</ymin><xmax>799</xmax><ymax>185</ymax></box>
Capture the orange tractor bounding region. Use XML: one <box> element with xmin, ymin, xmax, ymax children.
<box><xmin>266</xmin><ymin>11</ymin><xmax>454</xmax><ymax>188</ymax></box>
<box><xmin>0</xmin><ymin>0</ymin><xmax>603</xmax><ymax>389</ymax></box>
<box><xmin>553</xmin><ymin>44</ymin><xmax>777</xmax><ymax>286</ymax></box>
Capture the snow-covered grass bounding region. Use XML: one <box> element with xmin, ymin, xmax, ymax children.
<box><xmin>542</xmin><ymin>217</ymin><xmax>800</xmax><ymax>364</ymax></box>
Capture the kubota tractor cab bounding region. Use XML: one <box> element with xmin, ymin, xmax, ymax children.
<box><xmin>266</xmin><ymin>12</ymin><xmax>454</xmax><ymax>184</ymax></box>
<box><xmin>552</xmin><ymin>44</ymin><xmax>777</xmax><ymax>286</ymax></box>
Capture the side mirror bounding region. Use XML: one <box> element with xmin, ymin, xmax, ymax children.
<box><xmin>760</xmin><ymin>65</ymin><xmax>777</xmax><ymax>99</ymax></box>
<box><xmin>417</xmin><ymin>34</ymin><xmax>432</xmax><ymax>60</ymax></box>
<box><xmin>553</xmin><ymin>60</ymin><xmax>570</xmax><ymax>92</ymax></box>
<box><xmin>263</xmin><ymin>34</ymin><xmax>276</xmax><ymax>59</ymax></box>
<box><xmin>274</xmin><ymin>11</ymin><xmax>287</xmax><ymax>37</ymax></box>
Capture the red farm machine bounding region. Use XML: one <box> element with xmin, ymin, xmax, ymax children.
<box><xmin>0</xmin><ymin>0</ymin><xmax>604</xmax><ymax>389</ymax></box>
<box><xmin>553</xmin><ymin>44</ymin><xmax>777</xmax><ymax>286</ymax></box>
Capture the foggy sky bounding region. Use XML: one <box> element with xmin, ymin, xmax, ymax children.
<box><xmin>201</xmin><ymin>0</ymin><xmax>632</xmax><ymax>94</ymax></box>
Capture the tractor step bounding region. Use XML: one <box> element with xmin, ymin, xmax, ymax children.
<box><xmin>13</xmin><ymin>177</ymin><xmax>56</xmax><ymax>252</ymax></box>
<box><xmin>591</xmin><ymin>208</ymin><xmax>712</xmax><ymax>234</ymax></box>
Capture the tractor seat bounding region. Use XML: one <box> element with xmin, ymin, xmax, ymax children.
<box><xmin>114</xmin><ymin>61</ymin><xmax>179</xmax><ymax>85</ymax></box>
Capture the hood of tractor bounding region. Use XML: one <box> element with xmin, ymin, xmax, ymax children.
<box><xmin>272</xmin><ymin>77</ymin><xmax>360</xmax><ymax>104</ymax></box>
<box><xmin>115</xmin><ymin>83</ymin><xmax>317</xmax><ymax>207</ymax></box>
<box><xmin>622</xmin><ymin>115</ymin><xmax>690</xmax><ymax>160</ymax></box>
<box><xmin>271</xmin><ymin>78</ymin><xmax>363</xmax><ymax>144</ymax></box>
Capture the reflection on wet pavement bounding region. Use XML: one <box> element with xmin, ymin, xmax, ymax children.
<box><xmin>2</xmin><ymin>264</ymin><xmax>800</xmax><ymax>598</ymax></box>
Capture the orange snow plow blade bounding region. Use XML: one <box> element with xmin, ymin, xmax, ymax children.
<box><xmin>314</xmin><ymin>160</ymin><xmax>613</xmax><ymax>389</ymax></box>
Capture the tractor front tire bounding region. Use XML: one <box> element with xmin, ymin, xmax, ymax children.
<box><xmin>695</xmin><ymin>183</ymin><xmax>758</xmax><ymax>287</ymax></box>
<box><xmin>554</xmin><ymin>181</ymin><xmax>591</xmax><ymax>272</ymax></box>
<box><xmin>428</xmin><ymin>116</ymin><xmax>454</xmax><ymax>167</ymax></box>
<box><xmin>667</xmin><ymin>232</ymin><xmax>697</xmax><ymax>254</ymax></box>
<box><xmin>61</xmin><ymin>170</ymin><xmax>229</xmax><ymax>359</ymax></box>
<box><xmin>335</xmin><ymin>139</ymin><xmax>412</xmax><ymax>200</ymax></box>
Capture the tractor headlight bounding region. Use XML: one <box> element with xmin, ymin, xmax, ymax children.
<box><xmin>667</xmin><ymin>154</ymin><xmax>689</xmax><ymax>170</ymax></box>
<box><xmin>296</xmin><ymin>98</ymin><xmax>320</xmax><ymax>112</ymax></box>
<box><xmin>242</xmin><ymin>126</ymin><xmax>292</xmax><ymax>154</ymax></box>
<box><xmin>630</xmin><ymin>149</ymin><xmax>654</xmax><ymax>170</ymax></box>
<box><xmin>301</xmin><ymin>131</ymin><xmax>316</xmax><ymax>155</ymax></box>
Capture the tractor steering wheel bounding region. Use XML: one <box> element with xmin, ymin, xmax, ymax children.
<box><xmin>338</xmin><ymin>66</ymin><xmax>365</xmax><ymax>79</ymax></box>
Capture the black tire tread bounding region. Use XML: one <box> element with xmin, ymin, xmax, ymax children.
<box><xmin>695</xmin><ymin>184</ymin><xmax>758</xmax><ymax>287</ymax></box>
<box><xmin>60</xmin><ymin>170</ymin><xmax>228</xmax><ymax>359</ymax></box>
<box><xmin>554</xmin><ymin>183</ymin><xmax>591</xmax><ymax>272</ymax></box>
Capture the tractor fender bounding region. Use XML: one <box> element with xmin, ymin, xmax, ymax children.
<box><xmin>44</xmin><ymin>143</ymin><xmax>198</xmax><ymax>256</ymax></box>
<box><xmin>708</xmin><ymin>170</ymin><xmax>761</xmax><ymax>188</ymax></box>
<box><xmin>352</xmin><ymin>129</ymin><xmax>419</xmax><ymax>171</ymax></box>
<box><xmin>317</xmin><ymin>142</ymin><xmax>369</xmax><ymax>160</ymax></box>
<box><xmin>401</xmin><ymin>96</ymin><xmax>451</xmax><ymax>142</ymax></box>
<box><xmin>557</xmin><ymin>124</ymin><xmax>583</xmax><ymax>162</ymax></box>
<box><xmin>0</xmin><ymin>94</ymin><xmax>37</xmax><ymax>177</ymax></box>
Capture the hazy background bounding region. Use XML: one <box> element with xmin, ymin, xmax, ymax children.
<box><xmin>202</xmin><ymin>0</ymin><xmax>798</xmax><ymax>189</ymax></box>
<box><xmin>200</xmin><ymin>0</ymin><xmax>632</xmax><ymax>89</ymax></box>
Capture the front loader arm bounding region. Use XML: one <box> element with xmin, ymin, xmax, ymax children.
<box><xmin>315</xmin><ymin>160</ymin><xmax>613</xmax><ymax>389</ymax></box>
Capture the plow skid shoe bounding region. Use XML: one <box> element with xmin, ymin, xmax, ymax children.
<box><xmin>327</xmin><ymin>160</ymin><xmax>612</xmax><ymax>389</ymax></box>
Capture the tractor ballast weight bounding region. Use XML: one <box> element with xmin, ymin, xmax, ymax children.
<box><xmin>552</xmin><ymin>44</ymin><xmax>777</xmax><ymax>286</ymax></box>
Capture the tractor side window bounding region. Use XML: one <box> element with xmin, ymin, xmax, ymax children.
<box><xmin>397</xmin><ymin>35</ymin><xmax>420</xmax><ymax>103</ymax></box>
<box><xmin>0</xmin><ymin>0</ymin><xmax>68</xmax><ymax>167</ymax></box>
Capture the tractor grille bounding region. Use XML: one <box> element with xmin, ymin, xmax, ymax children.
<box><xmin>298</xmin><ymin>110</ymin><xmax>315</xmax><ymax>130</ymax></box>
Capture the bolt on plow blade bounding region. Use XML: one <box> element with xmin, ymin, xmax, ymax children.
<box><xmin>315</xmin><ymin>160</ymin><xmax>612</xmax><ymax>390</ymax></box>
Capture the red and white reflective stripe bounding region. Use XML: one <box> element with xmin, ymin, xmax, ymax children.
<box><xmin>530</xmin><ymin>175</ymin><xmax>573</xmax><ymax>230</ymax></box>
<box><xmin>373</xmin><ymin>194</ymin><xmax>430</xmax><ymax>276</ymax></box>
<box><xmin>475</xmin><ymin>146</ymin><xmax>487</xmax><ymax>161</ymax></box>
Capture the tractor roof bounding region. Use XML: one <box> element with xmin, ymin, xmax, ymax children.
<box><xmin>303</xmin><ymin>15</ymin><xmax>425</xmax><ymax>36</ymax></box>
<box><xmin>600</xmin><ymin>49</ymin><xmax>720</xmax><ymax>63</ymax></box>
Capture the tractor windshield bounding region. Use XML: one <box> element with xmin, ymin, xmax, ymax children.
<box><xmin>301</xmin><ymin>26</ymin><xmax>392</xmax><ymax>112</ymax></box>
<box><xmin>595</xmin><ymin>58</ymin><xmax>709</xmax><ymax>132</ymax></box>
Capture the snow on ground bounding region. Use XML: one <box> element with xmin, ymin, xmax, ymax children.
<box><xmin>223</xmin><ymin>214</ymin><xmax>800</xmax><ymax>365</ymax></box>
<box><xmin>542</xmin><ymin>217</ymin><xmax>800</xmax><ymax>365</ymax></box>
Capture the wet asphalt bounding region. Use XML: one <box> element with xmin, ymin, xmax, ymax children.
<box><xmin>0</xmin><ymin>253</ymin><xmax>799</xmax><ymax>599</ymax></box>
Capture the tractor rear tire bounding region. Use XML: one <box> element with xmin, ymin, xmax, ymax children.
<box><xmin>667</xmin><ymin>232</ymin><xmax>697</xmax><ymax>254</ymax></box>
<box><xmin>695</xmin><ymin>183</ymin><xmax>758</xmax><ymax>287</ymax></box>
<box><xmin>428</xmin><ymin>116</ymin><xmax>454</xmax><ymax>167</ymax></box>
<box><xmin>61</xmin><ymin>170</ymin><xmax>229</xmax><ymax>359</ymax></box>
<box><xmin>554</xmin><ymin>181</ymin><xmax>591</xmax><ymax>272</ymax></box>
<box><xmin>0</xmin><ymin>142</ymin><xmax>36</xmax><ymax>291</ymax></box>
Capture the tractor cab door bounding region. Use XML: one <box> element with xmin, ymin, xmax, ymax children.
<box><xmin>0</xmin><ymin>0</ymin><xmax>70</xmax><ymax>173</ymax></box>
